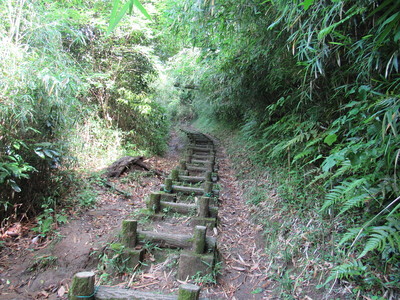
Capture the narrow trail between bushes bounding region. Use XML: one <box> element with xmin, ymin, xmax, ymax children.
<box><xmin>207</xmin><ymin>143</ymin><xmax>273</xmax><ymax>300</ymax></box>
<box><xmin>0</xmin><ymin>128</ymin><xmax>275</xmax><ymax>300</ymax></box>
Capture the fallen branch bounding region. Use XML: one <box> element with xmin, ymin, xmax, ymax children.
<box><xmin>105</xmin><ymin>156</ymin><xmax>164</xmax><ymax>178</ymax></box>
<box><xmin>102</xmin><ymin>180</ymin><xmax>131</xmax><ymax>198</ymax></box>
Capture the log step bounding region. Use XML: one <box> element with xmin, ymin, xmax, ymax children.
<box><xmin>178</xmin><ymin>175</ymin><xmax>217</xmax><ymax>183</ymax></box>
<box><xmin>186</xmin><ymin>165</ymin><xmax>209</xmax><ymax>172</ymax></box>
<box><xmin>96</xmin><ymin>285</ymin><xmax>206</xmax><ymax>300</ymax></box>
<box><xmin>95</xmin><ymin>286</ymin><xmax>176</xmax><ymax>300</ymax></box>
<box><xmin>191</xmin><ymin>159</ymin><xmax>213</xmax><ymax>164</ymax></box>
<box><xmin>137</xmin><ymin>230</ymin><xmax>216</xmax><ymax>251</ymax></box>
<box><xmin>189</xmin><ymin>147</ymin><xmax>214</xmax><ymax>153</ymax></box>
<box><xmin>160</xmin><ymin>185</ymin><xmax>220</xmax><ymax>197</ymax></box>
<box><xmin>160</xmin><ymin>201</ymin><xmax>218</xmax><ymax>217</ymax></box>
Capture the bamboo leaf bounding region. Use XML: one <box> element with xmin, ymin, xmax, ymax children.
<box><xmin>34</xmin><ymin>149</ymin><xmax>46</xmax><ymax>159</ymax></box>
<box><xmin>110</xmin><ymin>0</ymin><xmax>121</xmax><ymax>20</ymax></box>
<box><xmin>132</xmin><ymin>0</ymin><xmax>151</xmax><ymax>20</ymax></box>
<box><xmin>9</xmin><ymin>180</ymin><xmax>21</xmax><ymax>193</ymax></box>
<box><xmin>107</xmin><ymin>0</ymin><xmax>151</xmax><ymax>34</ymax></box>
<box><xmin>317</xmin><ymin>8</ymin><xmax>360</xmax><ymax>40</ymax></box>
<box><xmin>107</xmin><ymin>1</ymin><xmax>130</xmax><ymax>34</ymax></box>
<box><xmin>324</xmin><ymin>133</ymin><xmax>337</xmax><ymax>146</ymax></box>
<box><xmin>300</xmin><ymin>0</ymin><xmax>314</xmax><ymax>10</ymax></box>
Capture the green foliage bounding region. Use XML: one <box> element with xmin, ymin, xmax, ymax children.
<box><xmin>32</xmin><ymin>204</ymin><xmax>68</xmax><ymax>237</ymax></box>
<box><xmin>245</xmin><ymin>186</ymin><xmax>266</xmax><ymax>206</ymax></box>
<box><xmin>0</xmin><ymin>0</ymin><xmax>169</xmax><ymax>221</ymax></box>
<box><xmin>98</xmin><ymin>242</ymin><xmax>137</xmax><ymax>277</ymax></box>
<box><xmin>159</xmin><ymin>0</ymin><xmax>400</xmax><ymax>295</ymax></box>
<box><xmin>85</xmin><ymin>29</ymin><xmax>169</xmax><ymax>154</ymax></box>
<box><xmin>191</xmin><ymin>261</ymin><xmax>222</xmax><ymax>285</ymax></box>
<box><xmin>359</xmin><ymin>220</ymin><xmax>400</xmax><ymax>259</ymax></box>
<box><xmin>142</xmin><ymin>241</ymin><xmax>161</xmax><ymax>252</ymax></box>
<box><xmin>325</xmin><ymin>260</ymin><xmax>367</xmax><ymax>285</ymax></box>
<box><xmin>107</xmin><ymin>0</ymin><xmax>151</xmax><ymax>34</ymax></box>
<box><xmin>66</xmin><ymin>113</ymin><xmax>128</xmax><ymax>171</ymax></box>
<box><xmin>0</xmin><ymin>0</ymin><xmax>86</xmax><ymax>219</ymax></box>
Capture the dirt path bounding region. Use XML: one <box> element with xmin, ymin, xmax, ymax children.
<box><xmin>203</xmin><ymin>140</ymin><xmax>273</xmax><ymax>300</ymax></box>
<box><xmin>0</xmin><ymin>132</ymin><xmax>183</xmax><ymax>300</ymax></box>
<box><xmin>0</xmin><ymin>129</ymin><xmax>274</xmax><ymax>300</ymax></box>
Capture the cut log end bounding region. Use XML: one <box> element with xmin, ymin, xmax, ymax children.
<box><xmin>69</xmin><ymin>271</ymin><xmax>95</xmax><ymax>300</ymax></box>
<box><xmin>178</xmin><ymin>284</ymin><xmax>201</xmax><ymax>300</ymax></box>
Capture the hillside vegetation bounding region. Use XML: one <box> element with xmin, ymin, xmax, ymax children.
<box><xmin>157</xmin><ymin>0</ymin><xmax>400</xmax><ymax>297</ymax></box>
<box><xmin>0</xmin><ymin>0</ymin><xmax>169</xmax><ymax>221</ymax></box>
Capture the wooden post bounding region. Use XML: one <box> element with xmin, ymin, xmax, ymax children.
<box><xmin>121</xmin><ymin>220</ymin><xmax>137</xmax><ymax>248</ymax></box>
<box><xmin>204</xmin><ymin>182</ymin><xmax>213</xmax><ymax>196</ymax></box>
<box><xmin>148</xmin><ymin>192</ymin><xmax>161</xmax><ymax>213</ymax></box>
<box><xmin>178</xmin><ymin>284</ymin><xmax>200</xmax><ymax>300</ymax></box>
<box><xmin>164</xmin><ymin>178</ymin><xmax>173</xmax><ymax>193</ymax></box>
<box><xmin>197</xmin><ymin>197</ymin><xmax>209</xmax><ymax>218</ymax></box>
<box><xmin>171</xmin><ymin>169</ymin><xmax>179</xmax><ymax>181</ymax></box>
<box><xmin>205</xmin><ymin>171</ymin><xmax>212</xmax><ymax>182</ymax></box>
<box><xmin>69</xmin><ymin>271</ymin><xmax>95</xmax><ymax>300</ymax></box>
<box><xmin>179</xmin><ymin>160</ymin><xmax>187</xmax><ymax>171</ymax></box>
<box><xmin>193</xmin><ymin>226</ymin><xmax>207</xmax><ymax>254</ymax></box>
<box><xmin>186</xmin><ymin>148</ymin><xmax>193</xmax><ymax>163</ymax></box>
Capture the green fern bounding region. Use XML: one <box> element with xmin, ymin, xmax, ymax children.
<box><xmin>339</xmin><ymin>227</ymin><xmax>364</xmax><ymax>246</ymax></box>
<box><xmin>282</xmin><ymin>129</ymin><xmax>318</xmax><ymax>150</ymax></box>
<box><xmin>269</xmin><ymin>140</ymin><xmax>291</xmax><ymax>158</ymax></box>
<box><xmin>307</xmin><ymin>170</ymin><xmax>330</xmax><ymax>186</ymax></box>
<box><xmin>325</xmin><ymin>260</ymin><xmax>366</xmax><ymax>285</ymax></box>
<box><xmin>292</xmin><ymin>133</ymin><xmax>324</xmax><ymax>164</ymax></box>
<box><xmin>338</xmin><ymin>193</ymin><xmax>370</xmax><ymax>216</ymax></box>
<box><xmin>328</xmin><ymin>160</ymin><xmax>352</xmax><ymax>181</ymax></box>
<box><xmin>293</xmin><ymin>148</ymin><xmax>314</xmax><ymax>162</ymax></box>
<box><xmin>320</xmin><ymin>178</ymin><xmax>367</xmax><ymax>212</ymax></box>
<box><xmin>358</xmin><ymin>220</ymin><xmax>400</xmax><ymax>258</ymax></box>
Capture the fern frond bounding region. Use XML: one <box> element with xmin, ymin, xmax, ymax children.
<box><xmin>320</xmin><ymin>178</ymin><xmax>367</xmax><ymax>212</ymax></box>
<box><xmin>305</xmin><ymin>135</ymin><xmax>324</xmax><ymax>148</ymax></box>
<box><xmin>307</xmin><ymin>170</ymin><xmax>330</xmax><ymax>186</ymax></box>
<box><xmin>329</xmin><ymin>160</ymin><xmax>352</xmax><ymax>181</ymax></box>
<box><xmin>338</xmin><ymin>193</ymin><xmax>369</xmax><ymax>215</ymax></box>
<box><xmin>358</xmin><ymin>225</ymin><xmax>399</xmax><ymax>258</ymax></box>
<box><xmin>269</xmin><ymin>140</ymin><xmax>290</xmax><ymax>158</ymax></box>
<box><xmin>293</xmin><ymin>148</ymin><xmax>313</xmax><ymax>162</ymax></box>
<box><xmin>324</xmin><ymin>260</ymin><xmax>366</xmax><ymax>285</ymax></box>
<box><xmin>282</xmin><ymin>132</ymin><xmax>308</xmax><ymax>149</ymax></box>
<box><xmin>339</xmin><ymin>227</ymin><xmax>363</xmax><ymax>245</ymax></box>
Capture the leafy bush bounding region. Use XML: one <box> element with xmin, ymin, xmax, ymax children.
<box><xmin>0</xmin><ymin>0</ymin><xmax>86</xmax><ymax>220</ymax></box>
<box><xmin>0</xmin><ymin>0</ymin><xmax>169</xmax><ymax>221</ymax></box>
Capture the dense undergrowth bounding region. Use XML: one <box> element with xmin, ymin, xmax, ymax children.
<box><xmin>0</xmin><ymin>0</ymin><xmax>169</xmax><ymax>223</ymax></box>
<box><xmin>205</xmin><ymin>125</ymin><xmax>341</xmax><ymax>298</ymax></box>
<box><xmin>195</xmin><ymin>119</ymin><xmax>397</xmax><ymax>299</ymax></box>
<box><xmin>161</xmin><ymin>0</ymin><xmax>400</xmax><ymax>298</ymax></box>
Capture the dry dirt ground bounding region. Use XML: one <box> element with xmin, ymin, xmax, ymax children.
<box><xmin>0</xmin><ymin>130</ymin><xmax>275</xmax><ymax>300</ymax></box>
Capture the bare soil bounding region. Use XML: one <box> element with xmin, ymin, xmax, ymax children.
<box><xmin>0</xmin><ymin>129</ymin><xmax>277</xmax><ymax>300</ymax></box>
